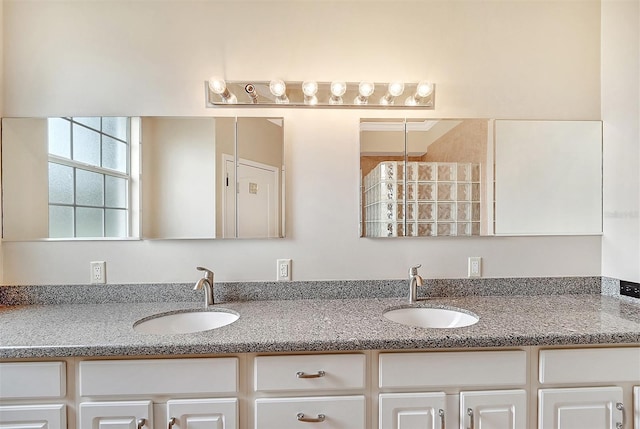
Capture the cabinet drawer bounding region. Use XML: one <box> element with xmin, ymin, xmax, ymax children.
<box><xmin>254</xmin><ymin>354</ymin><xmax>366</xmax><ymax>392</ymax></box>
<box><xmin>79</xmin><ymin>358</ymin><xmax>238</xmax><ymax>396</ymax></box>
<box><xmin>255</xmin><ymin>395</ymin><xmax>366</xmax><ymax>429</ymax></box>
<box><xmin>539</xmin><ymin>348</ymin><xmax>640</xmax><ymax>384</ymax></box>
<box><xmin>0</xmin><ymin>362</ymin><xmax>66</xmax><ymax>399</ymax></box>
<box><xmin>0</xmin><ymin>404</ymin><xmax>66</xmax><ymax>429</ymax></box>
<box><xmin>379</xmin><ymin>350</ymin><xmax>527</xmax><ymax>388</ymax></box>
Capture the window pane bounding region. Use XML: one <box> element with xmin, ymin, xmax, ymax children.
<box><xmin>105</xmin><ymin>209</ymin><xmax>127</xmax><ymax>237</ymax></box>
<box><xmin>73</xmin><ymin>124</ymin><xmax>101</xmax><ymax>166</ymax></box>
<box><xmin>102</xmin><ymin>117</ymin><xmax>128</xmax><ymax>141</ymax></box>
<box><xmin>48</xmin><ymin>118</ymin><xmax>71</xmax><ymax>158</ymax></box>
<box><xmin>102</xmin><ymin>136</ymin><xmax>127</xmax><ymax>173</ymax></box>
<box><xmin>49</xmin><ymin>205</ymin><xmax>74</xmax><ymax>238</ymax></box>
<box><xmin>76</xmin><ymin>207</ymin><xmax>104</xmax><ymax>237</ymax></box>
<box><xmin>76</xmin><ymin>169</ymin><xmax>104</xmax><ymax>206</ymax></box>
<box><xmin>48</xmin><ymin>163</ymin><xmax>74</xmax><ymax>204</ymax></box>
<box><xmin>74</xmin><ymin>117</ymin><xmax>101</xmax><ymax>131</ymax></box>
<box><xmin>105</xmin><ymin>176</ymin><xmax>127</xmax><ymax>208</ymax></box>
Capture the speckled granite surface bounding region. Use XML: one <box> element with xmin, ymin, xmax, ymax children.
<box><xmin>1</xmin><ymin>294</ymin><xmax>639</xmax><ymax>359</ymax></box>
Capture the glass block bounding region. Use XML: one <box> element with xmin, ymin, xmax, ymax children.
<box><xmin>386</xmin><ymin>202</ymin><xmax>397</xmax><ymax>220</ymax></box>
<box><xmin>437</xmin><ymin>222</ymin><xmax>455</xmax><ymax>236</ymax></box>
<box><xmin>418</xmin><ymin>202</ymin><xmax>435</xmax><ymax>221</ymax></box>
<box><xmin>73</xmin><ymin>123</ymin><xmax>101</xmax><ymax>167</ymax></box>
<box><xmin>418</xmin><ymin>223</ymin><xmax>435</xmax><ymax>237</ymax></box>
<box><xmin>418</xmin><ymin>163</ymin><xmax>435</xmax><ymax>181</ymax></box>
<box><xmin>48</xmin><ymin>118</ymin><xmax>71</xmax><ymax>158</ymax></box>
<box><xmin>457</xmin><ymin>222</ymin><xmax>471</xmax><ymax>236</ymax></box>
<box><xmin>471</xmin><ymin>222</ymin><xmax>481</xmax><ymax>235</ymax></box>
<box><xmin>406</xmin><ymin>182</ymin><xmax>416</xmax><ymax>200</ymax></box>
<box><xmin>105</xmin><ymin>176</ymin><xmax>127</xmax><ymax>209</ymax></box>
<box><xmin>396</xmin><ymin>222</ymin><xmax>404</xmax><ymax>237</ymax></box>
<box><xmin>102</xmin><ymin>137</ymin><xmax>127</xmax><ymax>173</ymax></box>
<box><xmin>406</xmin><ymin>202</ymin><xmax>416</xmax><ymax>220</ymax></box>
<box><xmin>105</xmin><ymin>208</ymin><xmax>127</xmax><ymax>237</ymax></box>
<box><xmin>437</xmin><ymin>163</ymin><xmax>456</xmax><ymax>181</ymax></box>
<box><xmin>437</xmin><ymin>183</ymin><xmax>455</xmax><ymax>201</ymax></box>
<box><xmin>457</xmin><ymin>183</ymin><xmax>472</xmax><ymax>201</ymax></box>
<box><xmin>471</xmin><ymin>183</ymin><xmax>481</xmax><ymax>201</ymax></box>
<box><xmin>74</xmin><ymin>117</ymin><xmax>101</xmax><ymax>131</ymax></box>
<box><xmin>437</xmin><ymin>203</ymin><xmax>455</xmax><ymax>221</ymax></box>
<box><xmin>406</xmin><ymin>162</ymin><xmax>418</xmax><ymax>181</ymax></box>
<box><xmin>457</xmin><ymin>202</ymin><xmax>472</xmax><ymax>221</ymax></box>
<box><xmin>102</xmin><ymin>117</ymin><xmax>128</xmax><ymax>141</ymax></box>
<box><xmin>76</xmin><ymin>207</ymin><xmax>104</xmax><ymax>237</ymax></box>
<box><xmin>406</xmin><ymin>222</ymin><xmax>416</xmax><ymax>237</ymax></box>
<box><xmin>472</xmin><ymin>202</ymin><xmax>481</xmax><ymax>221</ymax></box>
<box><xmin>471</xmin><ymin>164</ymin><xmax>481</xmax><ymax>182</ymax></box>
<box><xmin>49</xmin><ymin>205</ymin><xmax>74</xmax><ymax>238</ymax></box>
<box><xmin>48</xmin><ymin>163</ymin><xmax>74</xmax><ymax>204</ymax></box>
<box><xmin>76</xmin><ymin>169</ymin><xmax>104</xmax><ymax>206</ymax></box>
<box><xmin>457</xmin><ymin>163</ymin><xmax>471</xmax><ymax>181</ymax></box>
<box><xmin>418</xmin><ymin>183</ymin><xmax>435</xmax><ymax>200</ymax></box>
<box><xmin>395</xmin><ymin>203</ymin><xmax>404</xmax><ymax>220</ymax></box>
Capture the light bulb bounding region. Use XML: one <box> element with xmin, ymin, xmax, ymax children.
<box><xmin>330</xmin><ymin>81</ymin><xmax>347</xmax><ymax>97</ymax></box>
<box><xmin>269</xmin><ymin>79</ymin><xmax>287</xmax><ymax>97</ymax></box>
<box><xmin>302</xmin><ymin>81</ymin><xmax>318</xmax><ymax>97</ymax></box>
<box><xmin>415</xmin><ymin>81</ymin><xmax>433</xmax><ymax>98</ymax></box>
<box><xmin>404</xmin><ymin>96</ymin><xmax>418</xmax><ymax>106</ymax></box>
<box><xmin>208</xmin><ymin>77</ymin><xmax>227</xmax><ymax>95</ymax></box>
<box><xmin>358</xmin><ymin>81</ymin><xmax>375</xmax><ymax>97</ymax></box>
<box><xmin>388</xmin><ymin>81</ymin><xmax>405</xmax><ymax>97</ymax></box>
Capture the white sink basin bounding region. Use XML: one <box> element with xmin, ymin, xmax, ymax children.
<box><xmin>384</xmin><ymin>307</ymin><xmax>479</xmax><ymax>329</ymax></box>
<box><xmin>134</xmin><ymin>309</ymin><xmax>239</xmax><ymax>334</ymax></box>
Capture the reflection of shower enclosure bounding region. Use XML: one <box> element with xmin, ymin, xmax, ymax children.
<box><xmin>363</xmin><ymin>161</ymin><xmax>481</xmax><ymax>237</ymax></box>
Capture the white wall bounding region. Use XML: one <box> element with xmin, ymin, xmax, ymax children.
<box><xmin>1</xmin><ymin>1</ymin><xmax>604</xmax><ymax>284</ymax></box>
<box><xmin>601</xmin><ymin>0</ymin><xmax>640</xmax><ymax>283</ymax></box>
<box><xmin>0</xmin><ymin>0</ymin><xmax>4</xmax><ymax>282</ymax></box>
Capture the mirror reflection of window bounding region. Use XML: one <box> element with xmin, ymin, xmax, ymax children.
<box><xmin>47</xmin><ymin>117</ymin><xmax>131</xmax><ymax>238</ymax></box>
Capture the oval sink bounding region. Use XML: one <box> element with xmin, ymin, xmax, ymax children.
<box><xmin>134</xmin><ymin>309</ymin><xmax>239</xmax><ymax>334</ymax></box>
<box><xmin>384</xmin><ymin>307</ymin><xmax>479</xmax><ymax>329</ymax></box>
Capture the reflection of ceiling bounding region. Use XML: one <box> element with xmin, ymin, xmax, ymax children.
<box><xmin>267</xmin><ymin>118</ymin><xmax>283</xmax><ymax>127</ymax></box>
<box><xmin>360</xmin><ymin>120</ymin><xmax>462</xmax><ymax>156</ymax></box>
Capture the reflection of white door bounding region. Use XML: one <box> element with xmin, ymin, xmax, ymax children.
<box><xmin>224</xmin><ymin>157</ymin><xmax>279</xmax><ymax>238</ymax></box>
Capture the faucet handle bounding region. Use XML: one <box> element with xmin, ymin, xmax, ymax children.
<box><xmin>409</xmin><ymin>264</ymin><xmax>422</xmax><ymax>276</ymax></box>
<box><xmin>196</xmin><ymin>266</ymin><xmax>214</xmax><ymax>281</ymax></box>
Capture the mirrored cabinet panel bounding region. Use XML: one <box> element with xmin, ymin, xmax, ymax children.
<box><xmin>1</xmin><ymin>116</ymin><xmax>285</xmax><ymax>241</ymax></box>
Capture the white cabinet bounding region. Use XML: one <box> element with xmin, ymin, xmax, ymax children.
<box><xmin>255</xmin><ymin>396</ymin><xmax>366</xmax><ymax>429</ymax></box>
<box><xmin>166</xmin><ymin>398</ymin><xmax>238</xmax><ymax>429</ymax></box>
<box><xmin>461</xmin><ymin>389</ymin><xmax>527</xmax><ymax>429</ymax></box>
<box><xmin>634</xmin><ymin>386</ymin><xmax>639</xmax><ymax>429</ymax></box>
<box><xmin>0</xmin><ymin>362</ymin><xmax>67</xmax><ymax>429</ymax></box>
<box><xmin>538</xmin><ymin>387</ymin><xmax>624</xmax><ymax>429</ymax></box>
<box><xmin>79</xmin><ymin>400</ymin><xmax>152</xmax><ymax>429</ymax></box>
<box><xmin>379</xmin><ymin>392</ymin><xmax>447</xmax><ymax>429</ymax></box>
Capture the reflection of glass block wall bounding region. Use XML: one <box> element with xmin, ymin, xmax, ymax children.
<box><xmin>363</xmin><ymin>161</ymin><xmax>481</xmax><ymax>237</ymax></box>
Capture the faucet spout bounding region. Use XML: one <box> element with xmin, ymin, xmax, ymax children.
<box><xmin>194</xmin><ymin>267</ymin><xmax>215</xmax><ymax>307</ymax></box>
<box><xmin>409</xmin><ymin>264</ymin><xmax>423</xmax><ymax>303</ymax></box>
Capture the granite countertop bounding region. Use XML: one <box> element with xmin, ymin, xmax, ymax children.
<box><xmin>1</xmin><ymin>294</ymin><xmax>640</xmax><ymax>359</ymax></box>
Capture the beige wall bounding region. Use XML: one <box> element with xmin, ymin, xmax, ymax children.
<box><xmin>601</xmin><ymin>0</ymin><xmax>640</xmax><ymax>282</ymax></box>
<box><xmin>1</xmin><ymin>1</ymin><xmax>605</xmax><ymax>284</ymax></box>
<box><xmin>1</xmin><ymin>0</ymin><xmax>4</xmax><ymax>282</ymax></box>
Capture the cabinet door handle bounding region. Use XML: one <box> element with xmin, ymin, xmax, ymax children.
<box><xmin>439</xmin><ymin>408</ymin><xmax>445</xmax><ymax>429</ymax></box>
<box><xmin>297</xmin><ymin>412</ymin><xmax>326</xmax><ymax>423</ymax></box>
<box><xmin>296</xmin><ymin>370</ymin><xmax>326</xmax><ymax>379</ymax></box>
<box><xmin>616</xmin><ymin>402</ymin><xmax>625</xmax><ymax>429</ymax></box>
<box><xmin>137</xmin><ymin>418</ymin><xmax>146</xmax><ymax>429</ymax></box>
<box><xmin>467</xmin><ymin>408</ymin><xmax>474</xmax><ymax>429</ymax></box>
<box><xmin>168</xmin><ymin>417</ymin><xmax>176</xmax><ymax>429</ymax></box>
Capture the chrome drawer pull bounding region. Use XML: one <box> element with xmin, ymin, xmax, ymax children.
<box><xmin>137</xmin><ymin>419</ymin><xmax>146</xmax><ymax>429</ymax></box>
<box><xmin>616</xmin><ymin>402</ymin><xmax>625</xmax><ymax>429</ymax></box>
<box><xmin>168</xmin><ymin>417</ymin><xmax>176</xmax><ymax>429</ymax></box>
<box><xmin>296</xmin><ymin>370</ymin><xmax>326</xmax><ymax>379</ymax></box>
<box><xmin>297</xmin><ymin>412</ymin><xmax>326</xmax><ymax>423</ymax></box>
<box><xmin>439</xmin><ymin>408</ymin><xmax>445</xmax><ymax>429</ymax></box>
<box><xmin>467</xmin><ymin>408</ymin><xmax>474</xmax><ymax>429</ymax></box>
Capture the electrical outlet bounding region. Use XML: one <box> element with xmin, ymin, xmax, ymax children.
<box><xmin>620</xmin><ymin>280</ymin><xmax>640</xmax><ymax>299</ymax></box>
<box><xmin>277</xmin><ymin>259</ymin><xmax>292</xmax><ymax>281</ymax></box>
<box><xmin>90</xmin><ymin>261</ymin><xmax>106</xmax><ymax>284</ymax></box>
<box><xmin>468</xmin><ymin>257</ymin><xmax>482</xmax><ymax>278</ymax></box>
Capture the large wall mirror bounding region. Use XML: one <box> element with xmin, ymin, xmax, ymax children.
<box><xmin>1</xmin><ymin>116</ymin><xmax>285</xmax><ymax>241</ymax></box>
<box><xmin>360</xmin><ymin>118</ymin><xmax>602</xmax><ymax>237</ymax></box>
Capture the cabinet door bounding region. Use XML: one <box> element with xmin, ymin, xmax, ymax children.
<box><xmin>0</xmin><ymin>404</ymin><xmax>66</xmax><ymax>429</ymax></box>
<box><xmin>634</xmin><ymin>386</ymin><xmax>639</xmax><ymax>429</ymax></box>
<box><xmin>166</xmin><ymin>398</ymin><xmax>238</xmax><ymax>429</ymax></box>
<box><xmin>255</xmin><ymin>395</ymin><xmax>365</xmax><ymax>429</ymax></box>
<box><xmin>79</xmin><ymin>400</ymin><xmax>152</xmax><ymax>429</ymax></box>
<box><xmin>538</xmin><ymin>387</ymin><xmax>623</xmax><ymax>429</ymax></box>
<box><xmin>379</xmin><ymin>392</ymin><xmax>447</xmax><ymax>429</ymax></box>
<box><xmin>460</xmin><ymin>389</ymin><xmax>526</xmax><ymax>429</ymax></box>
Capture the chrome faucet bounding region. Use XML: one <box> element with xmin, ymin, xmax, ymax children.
<box><xmin>409</xmin><ymin>264</ymin><xmax>424</xmax><ymax>303</ymax></box>
<box><xmin>194</xmin><ymin>266</ymin><xmax>215</xmax><ymax>307</ymax></box>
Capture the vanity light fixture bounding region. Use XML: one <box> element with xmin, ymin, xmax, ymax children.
<box><xmin>205</xmin><ymin>79</ymin><xmax>435</xmax><ymax>108</ymax></box>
